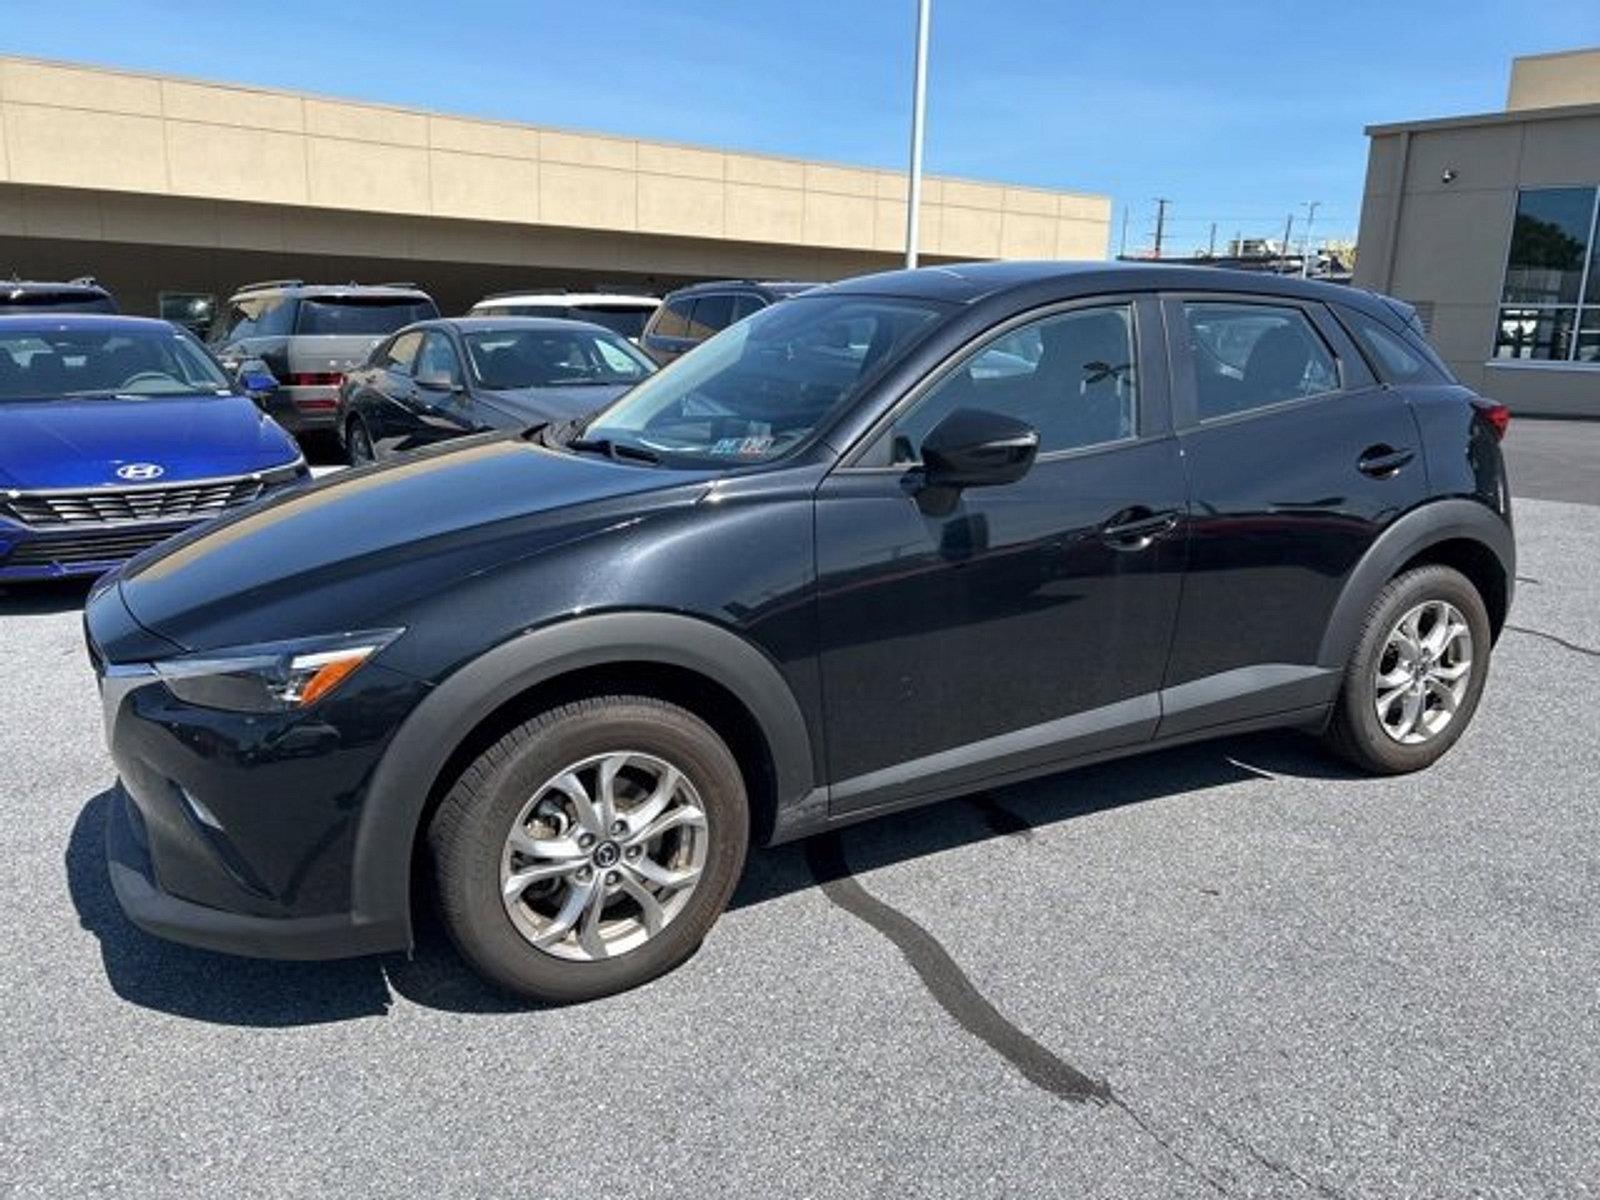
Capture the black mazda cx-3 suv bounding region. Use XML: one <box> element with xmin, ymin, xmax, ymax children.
<box><xmin>85</xmin><ymin>262</ymin><xmax>1514</xmax><ymax>1003</ymax></box>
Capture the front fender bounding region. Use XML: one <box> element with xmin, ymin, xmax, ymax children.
<box><xmin>348</xmin><ymin>611</ymin><xmax>818</xmax><ymax>949</ymax></box>
<box><xmin>1316</xmin><ymin>497</ymin><xmax>1514</xmax><ymax>670</ymax></box>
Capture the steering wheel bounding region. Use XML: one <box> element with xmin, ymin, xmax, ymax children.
<box><xmin>118</xmin><ymin>371</ymin><xmax>181</xmax><ymax>389</ymax></box>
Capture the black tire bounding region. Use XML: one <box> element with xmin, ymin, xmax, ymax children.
<box><xmin>428</xmin><ymin>695</ymin><xmax>748</xmax><ymax>1004</ymax></box>
<box><xmin>1322</xmin><ymin>564</ymin><xmax>1493</xmax><ymax>774</ymax></box>
<box><xmin>346</xmin><ymin>418</ymin><xmax>376</xmax><ymax>466</ymax></box>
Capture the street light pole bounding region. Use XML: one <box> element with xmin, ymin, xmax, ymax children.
<box><xmin>1301</xmin><ymin>201</ymin><xmax>1321</xmax><ymax>278</ymax></box>
<box><xmin>905</xmin><ymin>0</ymin><xmax>931</xmax><ymax>269</ymax></box>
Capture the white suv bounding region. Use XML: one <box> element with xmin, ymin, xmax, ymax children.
<box><xmin>466</xmin><ymin>292</ymin><xmax>660</xmax><ymax>343</ymax></box>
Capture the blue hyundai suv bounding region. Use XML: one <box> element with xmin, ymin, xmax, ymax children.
<box><xmin>0</xmin><ymin>315</ymin><xmax>308</xmax><ymax>581</ymax></box>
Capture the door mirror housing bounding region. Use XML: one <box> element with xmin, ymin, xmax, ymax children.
<box><xmin>919</xmin><ymin>408</ymin><xmax>1039</xmax><ymax>489</ymax></box>
<box><xmin>234</xmin><ymin>358</ymin><xmax>278</xmax><ymax>402</ymax></box>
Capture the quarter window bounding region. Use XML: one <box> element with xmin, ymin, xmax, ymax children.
<box><xmin>882</xmin><ymin>304</ymin><xmax>1138</xmax><ymax>463</ymax></box>
<box><xmin>1182</xmin><ymin>302</ymin><xmax>1339</xmax><ymax>420</ymax></box>
<box><xmin>381</xmin><ymin>331</ymin><xmax>424</xmax><ymax>374</ymax></box>
<box><xmin>1340</xmin><ymin>307</ymin><xmax>1451</xmax><ymax>384</ymax></box>
<box><xmin>1494</xmin><ymin>186</ymin><xmax>1600</xmax><ymax>362</ymax></box>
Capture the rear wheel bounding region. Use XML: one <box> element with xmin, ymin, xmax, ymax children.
<box><xmin>346</xmin><ymin>418</ymin><xmax>376</xmax><ymax>466</ymax></box>
<box><xmin>428</xmin><ymin>696</ymin><xmax>748</xmax><ymax>1003</ymax></box>
<box><xmin>1322</xmin><ymin>565</ymin><xmax>1492</xmax><ymax>774</ymax></box>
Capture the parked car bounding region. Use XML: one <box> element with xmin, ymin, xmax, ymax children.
<box><xmin>466</xmin><ymin>291</ymin><xmax>660</xmax><ymax>343</ymax></box>
<box><xmin>208</xmin><ymin>280</ymin><xmax>440</xmax><ymax>439</ymax></box>
<box><xmin>0</xmin><ymin>315</ymin><xmax>306</xmax><ymax>581</ymax></box>
<box><xmin>0</xmin><ymin>277</ymin><xmax>116</xmax><ymax>315</ymax></box>
<box><xmin>86</xmin><ymin>262</ymin><xmax>1514</xmax><ymax>1004</ymax></box>
<box><xmin>638</xmin><ymin>278</ymin><xmax>817</xmax><ymax>364</ymax></box>
<box><xmin>336</xmin><ymin>317</ymin><xmax>656</xmax><ymax>464</ymax></box>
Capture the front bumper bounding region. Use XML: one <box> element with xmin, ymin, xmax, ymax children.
<box><xmin>89</xmin><ymin>611</ymin><xmax>429</xmax><ymax>960</ymax></box>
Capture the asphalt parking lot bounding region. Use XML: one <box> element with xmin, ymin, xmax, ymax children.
<box><xmin>4</xmin><ymin>424</ymin><xmax>1597</xmax><ymax>1198</ymax></box>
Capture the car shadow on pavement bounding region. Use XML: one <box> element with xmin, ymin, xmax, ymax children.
<box><xmin>66</xmin><ymin>731</ymin><xmax>1364</xmax><ymax>1027</ymax></box>
<box><xmin>0</xmin><ymin>579</ymin><xmax>93</xmax><ymax>615</ymax></box>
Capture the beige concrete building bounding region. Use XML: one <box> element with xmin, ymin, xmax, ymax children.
<box><xmin>1355</xmin><ymin>49</ymin><xmax>1600</xmax><ymax>416</ymax></box>
<box><xmin>0</xmin><ymin>56</ymin><xmax>1110</xmax><ymax>320</ymax></box>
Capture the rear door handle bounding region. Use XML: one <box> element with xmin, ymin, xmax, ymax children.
<box><xmin>1101</xmin><ymin>507</ymin><xmax>1180</xmax><ymax>550</ymax></box>
<box><xmin>1358</xmin><ymin>445</ymin><xmax>1415</xmax><ymax>478</ymax></box>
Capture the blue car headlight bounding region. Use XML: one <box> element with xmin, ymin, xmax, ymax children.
<box><xmin>153</xmin><ymin>628</ymin><xmax>402</xmax><ymax>713</ymax></box>
<box><xmin>259</xmin><ymin>456</ymin><xmax>309</xmax><ymax>487</ymax></box>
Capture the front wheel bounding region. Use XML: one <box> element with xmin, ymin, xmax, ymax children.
<box><xmin>1322</xmin><ymin>564</ymin><xmax>1493</xmax><ymax>774</ymax></box>
<box><xmin>428</xmin><ymin>696</ymin><xmax>749</xmax><ymax>1003</ymax></box>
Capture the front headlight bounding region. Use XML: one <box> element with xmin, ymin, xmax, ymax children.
<box><xmin>153</xmin><ymin>629</ymin><xmax>402</xmax><ymax>713</ymax></box>
<box><xmin>259</xmin><ymin>456</ymin><xmax>309</xmax><ymax>487</ymax></box>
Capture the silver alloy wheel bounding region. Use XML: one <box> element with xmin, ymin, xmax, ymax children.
<box><xmin>1373</xmin><ymin>599</ymin><xmax>1474</xmax><ymax>745</ymax></box>
<box><xmin>500</xmin><ymin>751</ymin><xmax>708</xmax><ymax>962</ymax></box>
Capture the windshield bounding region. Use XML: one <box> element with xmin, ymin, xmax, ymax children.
<box><xmin>465</xmin><ymin>327</ymin><xmax>656</xmax><ymax>388</ymax></box>
<box><xmin>576</xmin><ymin>294</ymin><xmax>945</xmax><ymax>465</ymax></box>
<box><xmin>0</xmin><ymin>324</ymin><xmax>231</xmax><ymax>401</ymax></box>
<box><xmin>296</xmin><ymin>297</ymin><xmax>437</xmax><ymax>336</ymax></box>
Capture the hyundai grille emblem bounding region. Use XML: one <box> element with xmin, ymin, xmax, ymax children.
<box><xmin>116</xmin><ymin>463</ymin><xmax>165</xmax><ymax>482</ymax></box>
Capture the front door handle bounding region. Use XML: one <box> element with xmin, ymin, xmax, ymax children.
<box><xmin>1358</xmin><ymin>444</ymin><xmax>1415</xmax><ymax>478</ymax></box>
<box><xmin>1101</xmin><ymin>507</ymin><xmax>1180</xmax><ymax>551</ymax></box>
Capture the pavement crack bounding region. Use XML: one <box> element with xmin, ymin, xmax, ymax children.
<box><xmin>1506</xmin><ymin>623</ymin><xmax>1600</xmax><ymax>659</ymax></box>
<box><xmin>805</xmin><ymin>832</ymin><xmax>1107</xmax><ymax>1104</ymax></box>
<box><xmin>1514</xmin><ymin>574</ymin><xmax>1541</xmax><ymax>586</ymax></box>
<box><xmin>969</xmin><ymin>792</ymin><xmax>1035</xmax><ymax>841</ymax></box>
<box><xmin>1208</xmin><ymin>1119</ymin><xmax>1349</xmax><ymax>1199</ymax></box>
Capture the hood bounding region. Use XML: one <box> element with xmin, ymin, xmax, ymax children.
<box><xmin>118</xmin><ymin>433</ymin><xmax>716</xmax><ymax>649</ymax></box>
<box><xmin>480</xmin><ymin>383</ymin><xmax>632</xmax><ymax>424</ymax></box>
<box><xmin>0</xmin><ymin>394</ymin><xmax>299</xmax><ymax>489</ymax></box>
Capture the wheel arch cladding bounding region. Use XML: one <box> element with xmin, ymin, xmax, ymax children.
<box><xmin>348</xmin><ymin>611</ymin><xmax>816</xmax><ymax>948</ymax></box>
<box><xmin>1317</xmin><ymin>498</ymin><xmax>1514</xmax><ymax>670</ymax></box>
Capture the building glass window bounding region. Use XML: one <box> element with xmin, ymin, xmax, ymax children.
<box><xmin>1495</xmin><ymin>186</ymin><xmax>1600</xmax><ymax>362</ymax></box>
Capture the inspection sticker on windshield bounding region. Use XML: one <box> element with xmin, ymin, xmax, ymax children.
<box><xmin>711</xmin><ymin>436</ymin><xmax>773</xmax><ymax>458</ymax></box>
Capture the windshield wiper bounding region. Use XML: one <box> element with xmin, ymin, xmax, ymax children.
<box><xmin>568</xmin><ymin>435</ymin><xmax>662</xmax><ymax>465</ymax></box>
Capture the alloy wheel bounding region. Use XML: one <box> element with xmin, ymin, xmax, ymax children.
<box><xmin>500</xmin><ymin>751</ymin><xmax>708</xmax><ymax>961</ymax></box>
<box><xmin>1373</xmin><ymin>599</ymin><xmax>1474</xmax><ymax>745</ymax></box>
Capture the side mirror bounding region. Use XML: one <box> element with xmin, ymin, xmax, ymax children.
<box><xmin>235</xmin><ymin>358</ymin><xmax>278</xmax><ymax>402</ymax></box>
<box><xmin>919</xmin><ymin>408</ymin><xmax>1039</xmax><ymax>489</ymax></box>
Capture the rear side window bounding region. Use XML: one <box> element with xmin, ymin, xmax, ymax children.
<box><xmin>653</xmin><ymin>298</ymin><xmax>693</xmax><ymax>339</ymax></box>
<box><xmin>687</xmin><ymin>294</ymin><xmax>736</xmax><ymax>340</ymax></box>
<box><xmin>730</xmin><ymin>295</ymin><xmax>764</xmax><ymax>322</ymax></box>
<box><xmin>1340</xmin><ymin>307</ymin><xmax>1452</xmax><ymax>385</ymax></box>
<box><xmin>379</xmin><ymin>331</ymin><xmax>424</xmax><ymax>373</ymax></box>
<box><xmin>296</xmin><ymin>296</ymin><xmax>438</xmax><ymax>336</ymax></box>
<box><xmin>1183</xmin><ymin>302</ymin><xmax>1339</xmax><ymax>420</ymax></box>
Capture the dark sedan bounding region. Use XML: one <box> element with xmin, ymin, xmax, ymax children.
<box><xmin>334</xmin><ymin>317</ymin><xmax>655</xmax><ymax>464</ymax></box>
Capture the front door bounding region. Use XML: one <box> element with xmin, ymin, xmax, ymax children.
<box><xmin>815</xmin><ymin>297</ymin><xmax>1187</xmax><ymax>814</ymax></box>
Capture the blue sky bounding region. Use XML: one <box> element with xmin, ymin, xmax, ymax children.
<box><xmin>6</xmin><ymin>1</ymin><xmax>1599</xmax><ymax>253</ymax></box>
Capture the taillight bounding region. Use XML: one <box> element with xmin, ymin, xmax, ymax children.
<box><xmin>285</xmin><ymin>372</ymin><xmax>343</xmax><ymax>387</ymax></box>
<box><xmin>1472</xmin><ymin>398</ymin><xmax>1511</xmax><ymax>442</ymax></box>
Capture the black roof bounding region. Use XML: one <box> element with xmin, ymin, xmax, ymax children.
<box><xmin>667</xmin><ymin>279</ymin><xmax>820</xmax><ymax>300</ymax></box>
<box><xmin>817</xmin><ymin>260</ymin><xmax>1401</xmax><ymax>320</ymax></box>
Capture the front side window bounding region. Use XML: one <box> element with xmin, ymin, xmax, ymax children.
<box><xmin>879</xmin><ymin>305</ymin><xmax>1138</xmax><ymax>464</ymax></box>
<box><xmin>465</xmin><ymin>327</ymin><xmax>654</xmax><ymax>389</ymax></box>
<box><xmin>416</xmin><ymin>333</ymin><xmax>462</xmax><ymax>387</ymax></box>
<box><xmin>1494</xmin><ymin>186</ymin><xmax>1600</xmax><ymax>362</ymax></box>
<box><xmin>578</xmin><ymin>294</ymin><xmax>945</xmax><ymax>466</ymax></box>
<box><xmin>0</xmin><ymin>325</ymin><xmax>231</xmax><ymax>401</ymax></box>
<box><xmin>1183</xmin><ymin>302</ymin><xmax>1339</xmax><ymax>420</ymax></box>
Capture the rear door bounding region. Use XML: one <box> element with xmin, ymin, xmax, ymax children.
<box><xmin>1159</xmin><ymin>293</ymin><xmax>1427</xmax><ymax>735</ymax></box>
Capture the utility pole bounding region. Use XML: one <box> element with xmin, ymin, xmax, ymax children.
<box><xmin>1153</xmin><ymin>198</ymin><xmax>1169</xmax><ymax>260</ymax></box>
<box><xmin>1119</xmin><ymin>206</ymin><xmax>1129</xmax><ymax>258</ymax></box>
<box><xmin>904</xmin><ymin>0</ymin><xmax>931</xmax><ymax>269</ymax></box>
<box><xmin>1300</xmin><ymin>200</ymin><xmax>1322</xmax><ymax>278</ymax></box>
<box><xmin>1207</xmin><ymin>222</ymin><xmax>1217</xmax><ymax>258</ymax></box>
<box><xmin>1281</xmin><ymin>213</ymin><xmax>1295</xmax><ymax>272</ymax></box>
